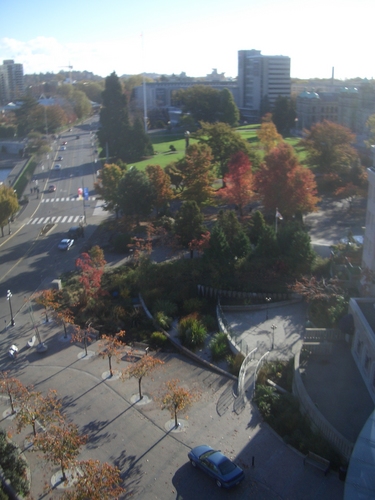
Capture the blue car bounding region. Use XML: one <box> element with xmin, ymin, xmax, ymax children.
<box><xmin>188</xmin><ymin>445</ymin><xmax>244</xmax><ymax>488</ymax></box>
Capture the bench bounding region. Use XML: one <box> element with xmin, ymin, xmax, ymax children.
<box><xmin>303</xmin><ymin>451</ymin><xmax>330</xmax><ymax>475</ymax></box>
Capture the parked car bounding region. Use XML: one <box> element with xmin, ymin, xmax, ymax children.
<box><xmin>62</xmin><ymin>141</ymin><xmax>68</xmax><ymax>145</ymax></box>
<box><xmin>188</xmin><ymin>445</ymin><xmax>244</xmax><ymax>488</ymax></box>
<box><xmin>48</xmin><ymin>185</ymin><xmax>56</xmax><ymax>192</ymax></box>
<box><xmin>76</xmin><ymin>135</ymin><xmax>80</xmax><ymax>139</ymax></box>
<box><xmin>67</xmin><ymin>226</ymin><xmax>84</xmax><ymax>239</ymax></box>
<box><xmin>58</xmin><ymin>239</ymin><xmax>74</xmax><ymax>251</ymax></box>
<box><xmin>54</xmin><ymin>164</ymin><xmax>61</xmax><ymax>169</ymax></box>
<box><xmin>60</xmin><ymin>146</ymin><xmax>66</xmax><ymax>151</ymax></box>
<box><xmin>57</xmin><ymin>156</ymin><xmax>63</xmax><ymax>161</ymax></box>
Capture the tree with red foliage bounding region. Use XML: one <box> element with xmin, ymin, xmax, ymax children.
<box><xmin>75</xmin><ymin>246</ymin><xmax>106</xmax><ymax>308</ymax></box>
<box><xmin>217</xmin><ymin>151</ymin><xmax>254</xmax><ymax>217</ymax></box>
<box><xmin>188</xmin><ymin>231</ymin><xmax>210</xmax><ymax>259</ymax></box>
<box><xmin>254</xmin><ymin>142</ymin><xmax>319</xmax><ymax>218</ymax></box>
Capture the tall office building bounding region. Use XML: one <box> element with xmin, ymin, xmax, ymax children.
<box><xmin>238</xmin><ymin>50</ymin><xmax>291</xmax><ymax>122</ymax></box>
<box><xmin>0</xmin><ymin>60</ymin><xmax>24</xmax><ymax>104</ymax></box>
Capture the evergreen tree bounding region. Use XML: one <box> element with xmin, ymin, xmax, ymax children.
<box><xmin>217</xmin><ymin>210</ymin><xmax>250</xmax><ymax>259</ymax></box>
<box><xmin>218</xmin><ymin>88</ymin><xmax>240</xmax><ymax>126</ymax></box>
<box><xmin>118</xmin><ymin>167</ymin><xmax>155</xmax><ymax>225</ymax></box>
<box><xmin>174</xmin><ymin>201</ymin><xmax>205</xmax><ymax>248</ymax></box>
<box><xmin>249</xmin><ymin>210</ymin><xmax>267</xmax><ymax>245</ymax></box>
<box><xmin>128</xmin><ymin>117</ymin><xmax>154</xmax><ymax>162</ymax></box>
<box><xmin>98</xmin><ymin>72</ymin><xmax>131</xmax><ymax>161</ymax></box>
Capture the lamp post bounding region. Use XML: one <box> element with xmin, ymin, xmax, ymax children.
<box><xmin>271</xmin><ymin>324</ymin><xmax>277</xmax><ymax>350</ymax></box>
<box><xmin>7</xmin><ymin>290</ymin><xmax>15</xmax><ymax>326</ymax></box>
<box><xmin>265</xmin><ymin>296</ymin><xmax>271</xmax><ymax>320</ymax></box>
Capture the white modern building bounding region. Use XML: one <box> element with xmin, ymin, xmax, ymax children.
<box><xmin>237</xmin><ymin>49</ymin><xmax>291</xmax><ymax>122</ymax></box>
<box><xmin>0</xmin><ymin>60</ymin><xmax>24</xmax><ymax>104</ymax></box>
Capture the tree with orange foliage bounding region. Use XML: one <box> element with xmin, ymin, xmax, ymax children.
<box><xmin>159</xmin><ymin>379</ymin><xmax>200</xmax><ymax>429</ymax></box>
<box><xmin>54</xmin><ymin>307</ymin><xmax>74</xmax><ymax>339</ymax></box>
<box><xmin>257</xmin><ymin>117</ymin><xmax>283</xmax><ymax>153</ymax></box>
<box><xmin>217</xmin><ymin>151</ymin><xmax>254</xmax><ymax>217</ymax></box>
<box><xmin>0</xmin><ymin>372</ymin><xmax>27</xmax><ymax>415</ymax></box>
<box><xmin>15</xmin><ymin>388</ymin><xmax>62</xmax><ymax>437</ymax></box>
<box><xmin>63</xmin><ymin>460</ymin><xmax>125</xmax><ymax>500</ymax></box>
<box><xmin>71</xmin><ymin>325</ymin><xmax>95</xmax><ymax>356</ymax></box>
<box><xmin>35</xmin><ymin>289</ymin><xmax>58</xmax><ymax>323</ymax></box>
<box><xmin>146</xmin><ymin>164</ymin><xmax>173</xmax><ymax>215</ymax></box>
<box><xmin>98</xmin><ymin>331</ymin><xmax>126</xmax><ymax>377</ymax></box>
<box><xmin>254</xmin><ymin>142</ymin><xmax>319</xmax><ymax>218</ymax></box>
<box><xmin>34</xmin><ymin>417</ymin><xmax>87</xmax><ymax>482</ymax></box>
<box><xmin>123</xmin><ymin>354</ymin><xmax>164</xmax><ymax>400</ymax></box>
<box><xmin>179</xmin><ymin>143</ymin><xmax>215</xmax><ymax>206</ymax></box>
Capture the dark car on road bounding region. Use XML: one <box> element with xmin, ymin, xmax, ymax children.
<box><xmin>67</xmin><ymin>226</ymin><xmax>84</xmax><ymax>239</ymax></box>
<box><xmin>188</xmin><ymin>445</ymin><xmax>244</xmax><ymax>488</ymax></box>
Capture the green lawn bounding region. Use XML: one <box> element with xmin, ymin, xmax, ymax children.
<box><xmin>129</xmin><ymin>125</ymin><xmax>308</xmax><ymax>171</ymax></box>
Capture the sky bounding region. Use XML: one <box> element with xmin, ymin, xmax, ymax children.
<box><xmin>1</xmin><ymin>0</ymin><xmax>374</xmax><ymax>81</ymax></box>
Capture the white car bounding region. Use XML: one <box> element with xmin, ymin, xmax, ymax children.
<box><xmin>58</xmin><ymin>239</ymin><xmax>74</xmax><ymax>251</ymax></box>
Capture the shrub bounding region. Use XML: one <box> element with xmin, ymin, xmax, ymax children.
<box><xmin>183</xmin><ymin>297</ymin><xmax>205</xmax><ymax>315</ymax></box>
<box><xmin>155</xmin><ymin>311</ymin><xmax>172</xmax><ymax>330</ymax></box>
<box><xmin>209</xmin><ymin>332</ymin><xmax>230</xmax><ymax>360</ymax></box>
<box><xmin>152</xmin><ymin>299</ymin><xmax>178</xmax><ymax>318</ymax></box>
<box><xmin>202</xmin><ymin>314</ymin><xmax>217</xmax><ymax>332</ymax></box>
<box><xmin>169</xmin><ymin>144</ymin><xmax>176</xmax><ymax>152</ymax></box>
<box><xmin>227</xmin><ymin>353</ymin><xmax>245</xmax><ymax>376</ymax></box>
<box><xmin>149</xmin><ymin>331</ymin><xmax>168</xmax><ymax>348</ymax></box>
<box><xmin>178</xmin><ymin>313</ymin><xmax>207</xmax><ymax>349</ymax></box>
<box><xmin>0</xmin><ymin>429</ymin><xmax>29</xmax><ymax>495</ymax></box>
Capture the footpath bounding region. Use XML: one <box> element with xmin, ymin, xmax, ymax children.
<box><xmin>0</xmin><ymin>288</ymin><xmax>345</xmax><ymax>499</ymax></box>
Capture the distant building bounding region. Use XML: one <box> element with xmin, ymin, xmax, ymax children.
<box><xmin>0</xmin><ymin>60</ymin><xmax>24</xmax><ymax>104</ymax></box>
<box><xmin>296</xmin><ymin>90</ymin><xmax>338</xmax><ymax>131</ymax></box>
<box><xmin>237</xmin><ymin>49</ymin><xmax>291</xmax><ymax>122</ymax></box>
<box><xmin>132</xmin><ymin>80</ymin><xmax>238</xmax><ymax>121</ymax></box>
<box><xmin>296</xmin><ymin>84</ymin><xmax>375</xmax><ymax>138</ymax></box>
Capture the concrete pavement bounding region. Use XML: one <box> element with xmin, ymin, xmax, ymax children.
<box><xmin>0</xmin><ymin>298</ymin><xmax>345</xmax><ymax>499</ymax></box>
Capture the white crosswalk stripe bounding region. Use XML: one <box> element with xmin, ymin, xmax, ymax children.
<box><xmin>27</xmin><ymin>215</ymin><xmax>82</xmax><ymax>225</ymax></box>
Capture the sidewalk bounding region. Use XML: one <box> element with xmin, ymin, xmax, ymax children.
<box><xmin>0</xmin><ymin>300</ymin><xmax>345</xmax><ymax>499</ymax></box>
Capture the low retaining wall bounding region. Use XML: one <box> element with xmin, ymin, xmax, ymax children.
<box><xmin>293</xmin><ymin>349</ymin><xmax>353</xmax><ymax>461</ymax></box>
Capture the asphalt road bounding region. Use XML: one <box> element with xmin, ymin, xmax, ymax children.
<box><xmin>0</xmin><ymin>118</ymin><xmax>104</xmax><ymax>324</ymax></box>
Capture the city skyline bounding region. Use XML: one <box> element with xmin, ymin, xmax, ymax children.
<box><xmin>1</xmin><ymin>0</ymin><xmax>373</xmax><ymax>81</ymax></box>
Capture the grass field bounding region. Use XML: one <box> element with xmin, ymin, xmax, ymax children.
<box><xmin>129</xmin><ymin>126</ymin><xmax>307</xmax><ymax>171</ymax></box>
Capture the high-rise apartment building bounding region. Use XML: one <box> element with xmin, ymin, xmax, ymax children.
<box><xmin>0</xmin><ymin>60</ymin><xmax>24</xmax><ymax>104</ymax></box>
<box><xmin>238</xmin><ymin>50</ymin><xmax>290</xmax><ymax>122</ymax></box>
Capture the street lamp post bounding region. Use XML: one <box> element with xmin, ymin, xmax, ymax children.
<box><xmin>7</xmin><ymin>290</ymin><xmax>15</xmax><ymax>326</ymax></box>
<box><xmin>265</xmin><ymin>296</ymin><xmax>271</xmax><ymax>320</ymax></box>
<box><xmin>271</xmin><ymin>324</ymin><xmax>277</xmax><ymax>350</ymax></box>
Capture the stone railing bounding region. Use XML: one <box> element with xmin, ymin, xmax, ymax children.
<box><xmin>304</xmin><ymin>328</ymin><xmax>346</xmax><ymax>342</ymax></box>
<box><xmin>293</xmin><ymin>350</ymin><xmax>354</xmax><ymax>461</ymax></box>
